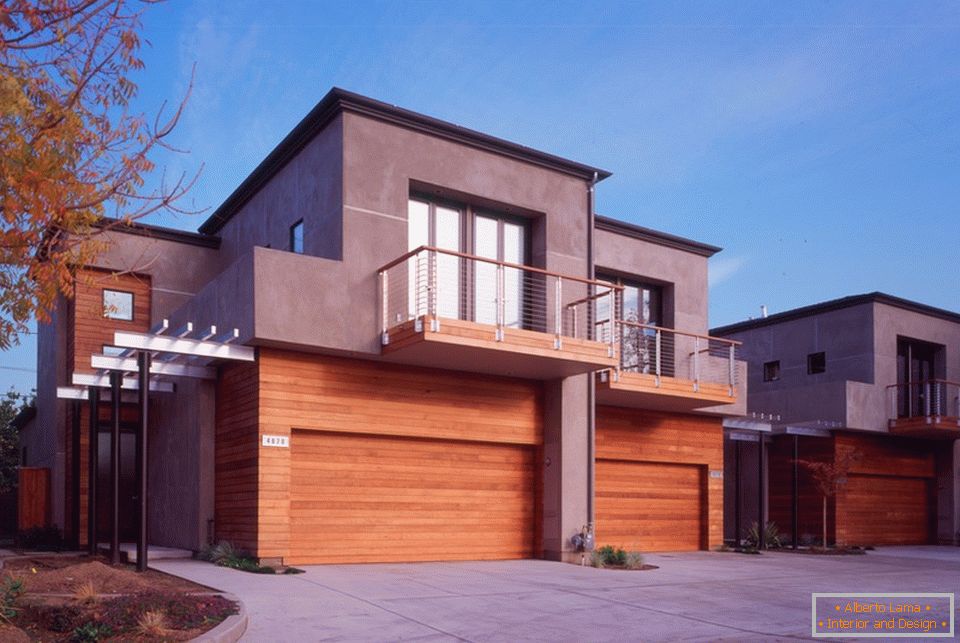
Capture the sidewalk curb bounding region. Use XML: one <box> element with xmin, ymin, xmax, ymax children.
<box><xmin>190</xmin><ymin>591</ymin><xmax>248</xmax><ymax>643</ymax></box>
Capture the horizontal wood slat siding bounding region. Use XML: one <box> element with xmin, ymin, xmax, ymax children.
<box><xmin>840</xmin><ymin>475</ymin><xmax>933</xmax><ymax>545</ymax></box>
<box><xmin>595</xmin><ymin>407</ymin><xmax>723</xmax><ymax>551</ymax></box>
<box><xmin>254</xmin><ymin>349</ymin><xmax>543</xmax><ymax>562</ymax></box>
<box><xmin>289</xmin><ymin>431</ymin><xmax>536</xmax><ymax>563</ymax></box>
<box><xmin>215</xmin><ymin>361</ymin><xmax>260</xmax><ymax>553</ymax></box>
<box><xmin>596</xmin><ymin>460</ymin><xmax>703</xmax><ymax>551</ymax></box>
<box><xmin>833</xmin><ymin>432</ymin><xmax>936</xmax><ymax>546</ymax></box>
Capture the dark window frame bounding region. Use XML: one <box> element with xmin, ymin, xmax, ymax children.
<box><xmin>102</xmin><ymin>288</ymin><xmax>134</xmax><ymax>321</ymax></box>
<box><xmin>289</xmin><ymin>219</ymin><xmax>304</xmax><ymax>254</ymax></box>
<box><xmin>763</xmin><ymin>360</ymin><xmax>780</xmax><ymax>382</ymax></box>
<box><xmin>807</xmin><ymin>351</ymin><xmax>826</xmax><ymax>375</ymax></box>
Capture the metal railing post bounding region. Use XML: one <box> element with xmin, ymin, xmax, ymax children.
<box><xmin>554</xmin><ymin>277</ymin><xmax>562</xmax><ymax>349</ymax></box>
<box><xmin>693</xmin><ymin>336</ymin><xmax>700</xmax><ymax>392</ymax></box>
<box><xmin>655</xmin><ymin>329</ymin><xmax>662</xmax><ymax>386</ymax></box>
<box><xmin>428</xmin><ymin>250</ymin><xmax>438</xmax><ymax>331</ymax></box>
<box><xmin>607</xmin><ymin>288</ymin><xmax>616</xmax><ymax>357</ymax></box>
<box><xmin>572</xmin><ymin>308</ymin><xmax>578</xmax><ymax>339</ymax></box>
<box><xmin>728</xmin><ymin>343</ymin><xmax>735</xmax><ymax>397</ymax></box>
<box><xmin>380</xmin><ymin>271</ymin><xmax>389</xmax><ymax>345</ymax></box>
<box><xmin>924</xmin><ymin>381</ymin><xmax>931</xmax><ymax>417</ymax></box>
<box><xmin>496</xmin><ymin>263</ymin><xmax>504</xmax><ymax>341</ymax></box>
<box><xmin>934</xmin><ymin>381</ymin><xmax>942</xmax><ymax>416</ymax></box>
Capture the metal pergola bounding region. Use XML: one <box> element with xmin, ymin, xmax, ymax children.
<box><xmin>723</xmin><ymin>415</ymin><xmax>842</xmax><ymax>550</ymax></box>
<box><xmin>57</xmin><ymin>320</ymin><xmax>254</xmax><ymax>571</ymax></box>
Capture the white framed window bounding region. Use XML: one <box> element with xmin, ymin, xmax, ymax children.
<box><xmin>102</xmin><ymin>289</ymin><xmax>134</xmax><ymax>321</ymax></box>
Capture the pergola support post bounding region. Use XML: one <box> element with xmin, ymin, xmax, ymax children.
<box><xmin>136</xmin><ymin>351</ymin><xmax>150</xmax><ymax>572</ymax></box>
<box><xmin>110</xmin><ymin>371</ymin><xmax>121</xmax><ymax>565</ymax></box>
<box><xmin>87</xmin><ymin>387</ymin><xmax>99</xmax><ymax>556</ymax></box>
<box><xmin>757</xmin><ymin>434</ymin><xmax>766</xmax><ymax>551</ymax></box>
<box><xmin>792</xmin><ymin>435</ymin><xmax>799</xmax><ymax>549</ymax></box>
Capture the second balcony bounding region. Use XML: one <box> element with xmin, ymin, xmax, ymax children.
<box><xmin>378</xmin><ymin>246</ymin><xmax>621</xmax><ymax>378</ymax></box>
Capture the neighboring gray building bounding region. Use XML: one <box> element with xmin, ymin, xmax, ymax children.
<box><xmin>714</xmin><ymin>293</ymin><xmax>960</xmax><ymax>547</ymax></box>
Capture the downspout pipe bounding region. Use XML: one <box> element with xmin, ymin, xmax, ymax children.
<box><xmin>586</xmin><ymin>171</ymin><xmax>598</xmax><ymax>531</ymax></box>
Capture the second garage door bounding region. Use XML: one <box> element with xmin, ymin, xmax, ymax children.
<box><xmin>289</xmin><ymin>430</ymin><xmax>537</xmax><ymax>564</ymax></box>
<box><xmin>595</xmin><ymin>459</ymin><xmax>705</xmax><ymax>551</ymax></box>
<box><xmin>840</xmin><ymin>474</ymin><xmax>934</xmax><ymax>546</ymax></box>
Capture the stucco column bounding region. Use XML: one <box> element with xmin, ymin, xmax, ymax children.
<box><xmin>542</xmin><ymin>374</ymin><xmax>589</xmax><ymax>562</ymax></box>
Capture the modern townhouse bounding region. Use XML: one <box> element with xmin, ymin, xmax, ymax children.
<box><xmin>713</xmin><ymin>293</ymin><xmax>960</xmax><ymax>547</ymax></box>
<box><xmin>19</xmin><ymin>88</ymin><xmax>745</xmax><ymax>565</ymax></box>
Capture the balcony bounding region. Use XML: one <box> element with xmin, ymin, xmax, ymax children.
<box><xmin>596</xmin><ymin>322</ymin><xmax>740</xmax><ymax>411</ymax></box>
<box><xmin>377</xmin><ymin>246</ymin><xmax>621</xmax><ymax>378</ymax></box>
<box><xmin>887</xmin><ymin>380</ymin><xmax>960</xmax><ymax>438</ymax></box>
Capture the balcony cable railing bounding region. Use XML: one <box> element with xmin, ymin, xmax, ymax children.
<box><xmin>378</xmin><ymin>245</ymin><xmax>622</xmax><ymax>355</ymax></box>
<box><xmin>612</xmin><ymin>320</ymin><xmax>740</xmax><ymax>397</ymax></box>
<box><xmin>887</xmin><ymin>379</ymin><xmax>960</xmax><ymax>420</ymax></box>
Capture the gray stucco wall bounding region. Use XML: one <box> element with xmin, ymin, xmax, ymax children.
<box><xmin>216</xmin><ymin>115</ymin><xmax>343</xmax><ymax>265</ymax></box>
<box><xmin>593</xmin><ymin>227</ymin><xmax>709</xmax><ymax>334</ymax></box>
<box><xmin>24</xmin><ymin>297</ymin><xmax>68</xmax><ymax>529</ymax></box>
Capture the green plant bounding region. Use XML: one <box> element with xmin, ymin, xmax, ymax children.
<box><xmin>591</xmin><ymin>545</ymin><xmax>642</xmax><ymax>568</ymax></box>
<box><xmin>71</xmin><ymin>621</ymin><xmax>112</xmax><ymax>642</ymax></box>
<box><xmin>282</xmin><ymin>567</ymin><xmax>305</xmax><ymax>574</ymax></box>
<box><xmin>199</xmin><ymin>540</ymin><xmax>240</xmax><ymax>564</ymax></box>
<box><xmin>624</xmin><ymin>551</ymin><xmax>644</xmax><ymax>570</ymax></box>
<box><xmin>2</xmin><ymin>574</ymin><xmax>24</xmax><ymax>620</ymax></box>
<box><xmin>746</xmin><ymin>521</ymin><xmax>783</xmax><ymax>549</ymax></box>
<box><xmin>201</xmin><ymin>539</ymin><xmax>278</xmax><ymax>573</ymax></box>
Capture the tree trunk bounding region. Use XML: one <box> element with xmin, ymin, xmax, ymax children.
<box><xmin>822</xmin><ymin>495</ymin><xmax>828</xmax><ymax>548</ymax></box>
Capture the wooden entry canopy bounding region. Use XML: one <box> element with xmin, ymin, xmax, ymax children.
<box><xmin>57</xmin><ymin>320</ymin><xmax>255</xmax><ymax>571</ymax></box>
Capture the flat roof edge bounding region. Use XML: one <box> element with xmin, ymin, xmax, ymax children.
<box><xmin>712</xmin><ymin>292</ymin><xmax>960</xmax><ymax>335</ymax></box>
<box><xmin>595</xmin><ymin>215</ymin><xmax>722</xmax><ymax>257</ymax></box>
<box><xmin>200</xmin><ymin>87</ymin><xmax>612</xmax><ymax>234</ymax></box>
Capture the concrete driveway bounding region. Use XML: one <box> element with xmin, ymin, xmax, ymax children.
<box><xmin>154</xmin><ymin>547</ymin><xmax>960</xmax><ymax>642</ymax></box>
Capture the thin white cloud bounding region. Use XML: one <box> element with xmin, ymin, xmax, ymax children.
<box><xmin>709</xmin><ymin>255</ymin><xmax>747</xmax><ymax>288</ymax></box>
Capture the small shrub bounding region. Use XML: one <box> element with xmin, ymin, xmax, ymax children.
<box><xmin>135</xmin><ymin>610</ymin><xmax>169</xmax><ymax>637</ymax></box>
<box><xmin>624</xmin><ymin>551</ymin><xmax>644</xmax><ymax>570</ymax></box>
<box><xmin>591</xmin><ymin>545</ymin><xmax>644</xmax><ymax>569</ymax></box>
<box><xmin>746</xmin><ymin>521</ymin><xmax>782</xmax><ymax>549</ymax></box>
<box><xmin>2</xmin><ymin>575</ymin><xmax>24</xmax><ymax>619</ymax></box>
<box><xmin>199</xmin><ymin>540</ymin><xmax>240</xmax><ymax>565</ymax></box>
<box><xmin>14</xmin><ymin>526</ymin><xmax>64</xmax><ymax>551</ymax></box>
<box><xmin>71</xmin><ymin>621</ymin><xmax>112</xmax><ymax>642</ymax></box>
<box><xmin>73</xmin><ymin>580</ymin><xmax>98</xmax><ymax>604</ymax></box>
<box><xmin>282</xmin><ymin>567</ymin><xmax>305</xmax><ymax>574</ymax></box>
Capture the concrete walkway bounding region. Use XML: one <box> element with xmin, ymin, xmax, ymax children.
<box><xmin>153</xmin><ymin>547</ymin><xmax>960</xmax><ymax>642</ymax></box>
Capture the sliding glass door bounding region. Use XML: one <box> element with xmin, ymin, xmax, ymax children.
<box><xmin>474</xmin><ymin>214</ymin><xmax>527</xmax><ymax>328</ymax></box>
<box><xmin>407</xmin><ymin>199</ymin><xmax>462</xmax><ymax>319</ymax></box>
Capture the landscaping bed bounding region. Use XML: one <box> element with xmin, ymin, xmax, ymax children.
<box><xmin>590</xmin><ymin>546</ymin><xmax>658</xmax><ymax>571</ymax></box>
<box><xmin>2</xmin><ymin>554</ymin><xmax>237</xmax><ymax>641</ymax></box>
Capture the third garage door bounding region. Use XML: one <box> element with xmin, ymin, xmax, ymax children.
<box><xmin>595</xmin><ymin>459</ymin><xmax>705</xmax><ymax>552</ymax></box>
<box><xmin>841</xmin><ymin>474</ymin><xmax>934</xmax><ymax>545</ymax></box>
<box><xmin>289</xmin><ymin>430</ymin><xmax>536</xmax><ymax>564</ymax></box>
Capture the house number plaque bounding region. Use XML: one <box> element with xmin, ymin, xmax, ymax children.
<box><xmin>261</xmin><ymin>434</ymin><xmax>289</xmax><ymax>448</ymax></box>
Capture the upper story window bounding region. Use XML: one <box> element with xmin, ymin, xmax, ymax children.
<box><xmin>102</xmin><ymin>289</ymin><xmax>133</xmax><ymax>321</ymax></box>
<box><xmin>763</xmin><ymin>360</ymin><xmax>780</xmax><ymax>382</ymax></box>
<box><xmin>289</xmin><ymin>220</ymin><xmax>304</xmax><ymax>254</ymax></box>
<box><xmin>807</xmin><ymin>351</ymin><xmax>826</xmax><ymax>374</ymax></box>
<box><xmin>597</xmin><ymin>274</ymin><xmax>666</xmax><ymax>374</ymax></box>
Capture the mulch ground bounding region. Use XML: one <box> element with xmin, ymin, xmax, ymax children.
<box><xmin>3</xmin><ymin>556</ymin><xmax>213</xmax><ymax>595</ymax></box>
<box><xmin>1</xmin><ymin>555</ymin><xmax>235</xmax><ymax>642</ymax></box>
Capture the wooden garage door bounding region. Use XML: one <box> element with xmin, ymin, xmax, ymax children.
<box><xmin>841</xmin><ymin>474</ymin><xmax>933</xmax><ymax>545</ymax></box>
<box><xmin>595</xmin><ymin>459</ymin><xmax>704</xmax><ymax>552</ymax></box>
<box><xmin>289</xmin><ymin>430</ymin><xmax>536</xmax><ymax>564</ymax></box>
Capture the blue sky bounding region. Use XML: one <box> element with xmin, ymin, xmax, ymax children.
<box><xmin>2</xmin><ymin>0</ymin><xmax>959</xmax><ymax>393</ymax></box>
